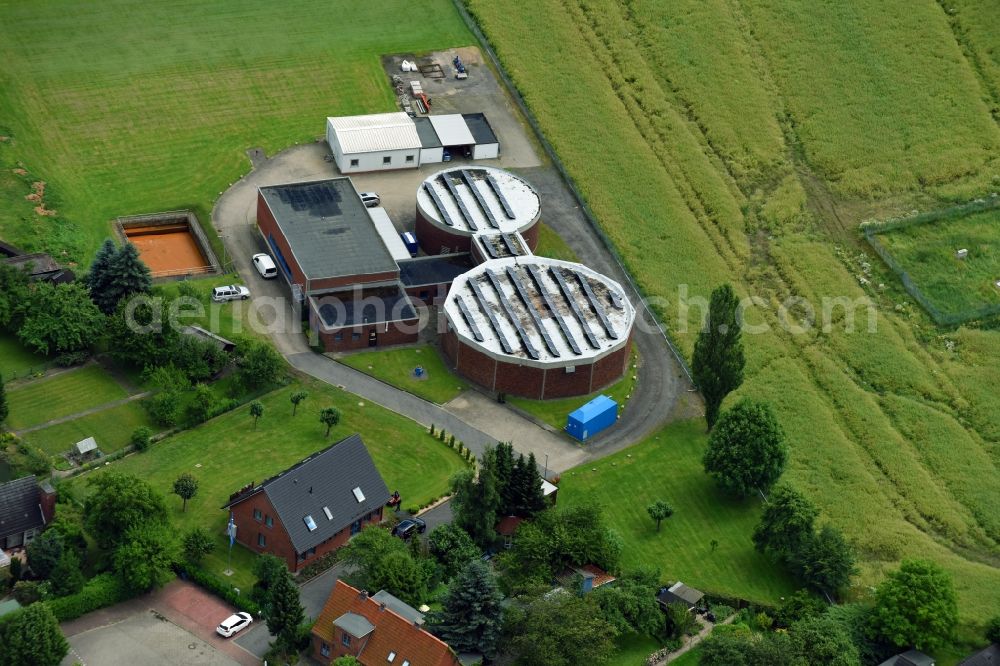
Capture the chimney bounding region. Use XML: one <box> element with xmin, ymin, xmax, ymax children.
<box><xmin>38</xmin><ymin>480</ymin><xmax>57</xmax><ymax>524</ymax></box>
<box><xmin>379</xmin><ymin>602</ymin><xmax>387</xmax><ymax>612</ymax></box>
<box><xmin>359</xmin><ymin>589</ymin><xmax>368</xmax><ymax>600</ymax></box>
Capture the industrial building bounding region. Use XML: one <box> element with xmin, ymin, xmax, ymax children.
<box><xmin>325</xmin><ymin>112</ymin><xmax>500</xmax><ymax>174</ymax></box>
<box><xmin>256</xmin><ymin>179</ymin><xmax>420</xmax><ymax>351</ymax></box>
<box><xmin>255</xmin><ymin>167</ymin><xmax>635</xmax><ymax>397</ymax></box>
<box><xmin>415</xmin><ymin>166</ymin><xmax>540</xmax><ymax>255</ymax></box>
<box><xmin>440</xmin><ymin>257</ymin><xmax>635</xmax><ymax>399</ymax></box>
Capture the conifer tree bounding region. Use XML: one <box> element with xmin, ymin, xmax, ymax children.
<box><xmin>692</xmin><ymin>283</ymin><xmax>746</xmax><ymax>429</ymax></box>
<box><xmin>430</xmin><ymin>560</ymin><xmax>504</xmax><ymax>657</ymax></box>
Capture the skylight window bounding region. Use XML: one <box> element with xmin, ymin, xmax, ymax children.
<box><xmin>387</xmin><ymin>653</ymin><xmax>396</xmax><ymax>663</ymax></box>
<box><xmin>323</xmin><ymin>506</ymin><xmax>333</xmax><ymax>520</ymax></box>
<box><xmin>304</xmin><ymin>515</ymin><xmax>317</xmax><ymax>531</ymax></box>
<box><xmin>352</xmin><ymin>487</ymin><xmax>365</xmax><ymax>503</ymax></box>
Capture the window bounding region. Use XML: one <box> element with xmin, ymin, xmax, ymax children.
<box><xmin>265</xmin><ymin>515</ymin><xmax>273</xmax><ymax>528</ymax></box>
<box><xmin>257</xmin><ymin>533</ymin><xmax>266</xmax><ymax>547</ymax></box>
<box><xmin>405</xmin><ymin>155</ymin><xmax>414</xmax><ymax>163</ymax></box>
<box><xmin>342</xmin><ymin>632</ymin><xmax>352</xmax><ymax>647</ymax></box>
<box><xmin>334</xmin><ymin>332</ymin><xmax>343</xmax><ymax>342</ymax></box>
<box><xmin>320</xmin><ymin>643</ymin><xmax>330</xmax><ymax>657</ymax></box>
<box><xmin>388</xmin><ymin>652</ymin><xmax>396</xmax><ymax>662</ymax></box>
<box><xmin>304</xmin><ymin>515</ymin><xmax>318</xmax><ymax>531</ymax></box>
<box><xmin>352</xmin><ymin>332</ymin><xmax>361</xmax><ymax>341</ymax></box>
<box><xmin>253</xmin><ymin>509</ymin><xmax>262</xmax><ymax>521</ymax></box>
<box><xmin>350</xmin><ymin>159</ymin><xmax>359</xmax><ymax>168</ymax></box>
<box><xmin>351</xmin><ymin>519</ymin><xmax>362</xmax><ymax>535</ymax></box>
<box><xmin>382</xmin><ymin>156</ymin><xmax>392</xmax><ymax>165</ymax></box>
<box><xmin>352</xmin><ymin>487</ymin><xmax>366</xmax><ymax>503</ymax></box>
<box><xmin>323</xmin><ymin>506</ymin><xmax>333</xmax><ymax>520</ymax></box>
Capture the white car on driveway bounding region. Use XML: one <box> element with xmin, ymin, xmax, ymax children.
<box><xmin>252</xmin><ymin>253</ymin><xmax>278</xmax><ymax>279</ymax></box>
<box><xmin>211</xmin><ymin>285</ymin><xmax>250</xmax><ymax>302</ymax></box>
<box><xmin>216</xmin><ymin>612</ymin><xmax>253</xmax><ymax>638</ymax></box>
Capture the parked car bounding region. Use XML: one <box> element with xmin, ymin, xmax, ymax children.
<box><xmin>359</xmin><ymin>191</ymin><xmax>380</xmax><ymax>208</ymax></box>
<box><xmin>216</xmin><ymin>612</ymin><xmax>253</xmax><ymax>638</ymax></box>
<box><xmin>391</xmin><ymin>517</ymin><xmax>427</xmax><ymax>539</ymax></box>
<box><xmin>211</xmin><ymin>285</ymin><xmax>250</xmax><ymax>302</ymax></box>
<box><xmin>252</xmin><ymin>253</ymin><xmax>277</xmax><ymax>279</ymax></box>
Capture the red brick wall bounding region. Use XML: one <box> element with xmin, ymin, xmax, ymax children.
<box><xmin>230</xmin><ymin>494</ymin><xmax>383</xmax><ymax>572</ymax></box>
<box><xmin>589</xmin><ymin>335</ymin><xmax>632</xmax><ymax>392</ymax></box>
<box><xmin>415</xmin><ymin>211</ymin><xmax>471</xmax><ymax>256</ymax></box>
<box><xmin>495</xmin><ymin>360</ymin><xmax>545</xmax><ymax>398</ymax></box>
<box><xmin>520</xmin><ymin>220</ymin><xmax>539</xmax><ymax>252</ymax></box>
<box><xmin>541</xmin><ymin>363</ymin><xmax>593</xmax><ymax>399</ymax></box>
<box><xmin>313</xmin><ymin>317</ymin><xmax>420</xmax><ymax>352</ymax></box>
<box><xmin>257</xmin><ymin>195</ymin><xmax>307</xmax><ymax>288</ymax></box>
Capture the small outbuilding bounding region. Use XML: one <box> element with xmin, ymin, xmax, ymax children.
<box><xmin>75</xmin><ymin>437</ymin><xmax>98</xmax><ymax>458</ymax></box>
<box><xmin>463</xmin><ymin>113</ymin><xmax>500</xmax><ymax>160</ymax></box>
<box><xmin>657</xmin><ymin>581</ymin><xmax>705</xmax><ymax>611</ymax></box>
<box><xmin>326</xmin><ymin>113</ymin><xmax>422</xmax><ymax>174</ymax></box>
<box><xmin>878</xmin><ymin>650</ymin><xmax>936</xmax><ymax>666</ymax></box>
<box><xmin>566</xmin><ymin>395</ymin><xmax>618</xmax><ymax>441</ymax></box>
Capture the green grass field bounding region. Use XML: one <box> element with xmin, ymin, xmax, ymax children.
<box><xmin>67</xmin><ymin>377</ymin><xmax>467</xmax><ymax>586</ymax></box>
<box><xmin>875</xmin><ymin>209</ymin><xmax>1000</xmax><ymax>317</ymax></box>
<box><xmin>0</xmin><ymin>0</ymin><xmax>471</xmax><ymax>264</ymax></box>
<box><xmin>6</xmin><ymin>365</ymin><xmax>129</xmax><ymax>430</ymax></box>
<box><xmin>610</xmin><ymin>634</ymin><xmax>663</xmax><ymax>666</ymax></box>
<box><xmin>338</xmin><ymin>344</ymin><xmax>469</xmax><ymax>404</ymax></box>
<box><xmin>560</xmin><ymin>420</ymin><xmax>796</xmax><ymax>604</ymax></box>
<box><xmin>467</xmin><ymin>0</ymin><xmax>1000</xmax><ymax>626</ymax></box>
<box><xmin>0</xmin><ymin>333</ymin><xmax>49</xmax><ymax>380</ymax></box>
<box><xmin>23</xmin><ymin>401</ymin><xmax>156</xmax><ymax>457</ymax></box>
<box><xmin>508</xmin><ymin>347</ymin><xmax>639</xmax><ymax>430</ymax></box>
<box><xmin>534</xmin><ymin>222</ymin><xmax>580</xmax><ymax>263</ymax></box>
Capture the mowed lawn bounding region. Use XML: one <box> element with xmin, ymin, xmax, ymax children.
<box><xmin>559</xmin><ymin>420</ymin><xmax>795</xmax><ymax>604</ymax></box>
<box><xmin>23</xmin><ymin>401</ymin><xmax>156</xmax><ymax>457</ymax></box>
<box><xmin>0</xmin><ymin>0</ymin><xmax>471</xmax><ymax>263</ymax></box>
<box><xmin>508</xmin><ymin>347</ymin><xmax>639</xmax><ymax>431</ymax></box>
<box><xmin>876</xmin><ymin>209</ymin><xmax>1000</xmax><ymax>317</ymax></box>
<box><xmin>339</xmin><ymin>344</ymin><xmax>469</xmax><ymax>405</ymax></box>
<box><xmin>68</xmin><ymin>378</ymin><xmax>467</xmax><ymax>587</ymax></box>
<box><xmin>0</xmin><ymin>333</ymin><xmax>49</xmax><ymax>379</ymax></box>
<box><xmin>6</xmin><ymin>365</ymin><xmax>128</xmax><ymax>430</ymax></box>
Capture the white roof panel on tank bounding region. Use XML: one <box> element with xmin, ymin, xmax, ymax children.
<box><xmin>443</xmin><ymin>257</ymin><xmax>635</xmax><ymax>367</ymax></box>
<box><xmin>327</xmin><ymin>113</ymin><xmax>421</xmax><ymax>154</ymax></box>
<box><xmin>428</xmin><ymin>114</ymin><xmax>476</xmax><ymax>146</ymax></box>
<box><xmin>417</xmin><ymin>167</ymin><xmax>540</xmax><ymax>235</ymax></box>
<box><xmin>367</xmin><ymin>207</ymin><xmax>411</xmax><ymax>262</ymax></box>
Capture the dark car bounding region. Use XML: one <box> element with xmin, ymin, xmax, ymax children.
<box><xmin>391</xmin><ymin>517</ymin><xmax>427</xmax><ymax>539</ymax></box>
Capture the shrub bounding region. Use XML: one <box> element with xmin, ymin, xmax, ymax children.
<box><xmin>175</xmin><ymin>562</ymin><xmax>261</xmax><ymax>616</ymax></box>
<box><xmin>299</xmin><ymin>551</ymin><xmax>342</xmax><ymax>581</ymax></box>
<box><xmin>711</xmin><ymin>604</ymin><xmax>736</xmax><ymax>621</ymax></box>
<box><xmin>130</xmin><ymin>426</ymin><xmax>152</xmax><ymax>452</ymax></box>
<box><xmin>54</xmin><ymin>351</ymin><xmax>89</xmax><ymax>367</ymax></box>
<box><xmin>12</xmin><ymin>580</ymin><xmax>41</xmax><ymax>605</ymax></box>
<box><xmin>44</xmin><ymin>573</ymin><xmax>132</xmax><ymax>622</ymax></box>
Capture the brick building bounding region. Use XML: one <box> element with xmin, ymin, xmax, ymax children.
<box><xmin>221</xmin><ymin>435</ymin><xmax>390</xmax><ymax>572</ymax></box>
<box><xmin>256</xmin><ymin>179</ymin><xmax>419</xmax><ymax>352</ymax></box>
<box><xmin>0</xmin><ymin>476</ymin><xmax>57</xmax><ymax>550</ymax></box>
<box><xmin>311</xmin><ymin>580</ymin><xmax>460</xmax><ymax>666</ymax></box>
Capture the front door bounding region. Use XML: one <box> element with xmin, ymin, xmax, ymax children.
<box><xmin>368</xmin><ymin>329</ymin><xmax>377</xmax><ymax>347</ymax></box>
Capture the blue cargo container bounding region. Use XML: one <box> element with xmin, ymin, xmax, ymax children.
<box><xmin>401</xmin><ymin>232</ymin><xmax>419</xmax><ymax>257</ymax></box>
<box><xmin>565</xmin><ymin>395</ymin><xmax>618</xmax><ymax>441</ymax></box>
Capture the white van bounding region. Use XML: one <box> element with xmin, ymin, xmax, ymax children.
<box><xmin>252</xmin><ymin>253</ymin><xmax>278</xmax><ymax>279</ymax></box>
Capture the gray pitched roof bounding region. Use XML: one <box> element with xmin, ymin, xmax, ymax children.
<box><xmin>334</xmin><ymin>612</ymin><xmax>375</xmax><ymax>638</ymax></box>
<box><xmin>231</xmin><ymin>434</ymin><xmax>390</xmax><ymax>554</ymax></box>
<box><xmin>657</xmin><ymin>582</ymin><xmax>704</xmax><ymax>607</ymax></box>
<box><xmin>0</xmin><ymin>476</ymin><xmax>43</xmax><ymax>540</ymax></box>
<box><xmin>959</xmin><ymin>644</ymin><xmax>999</xmax><ymax>666</ymax></box>
<box><xmin>371</xmin><ymin>590</ymin><xmax>425</xmax><ymax>626</ymax></box>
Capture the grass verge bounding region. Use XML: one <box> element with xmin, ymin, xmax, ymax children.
<box><xmin>337</xmin><ymin>344</ymin><xmax>469</xmax><ymax>404</ymax></box>
<box><xmin>6</xmin><ymin>365</ymin><xmax>128</xmax><ymax>430</ymax></box>
<box><xmin>22</xmin><ymin>401</ymin><xmax>156</xmax><ymax>457</ymax></box>
<box><xmin>0</xmin><ymin>333</ymin><xmax>50</xmax><ymax>380</ymax></box>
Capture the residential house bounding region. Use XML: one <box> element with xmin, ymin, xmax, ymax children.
<box><xmin>311</xmin><ymin>579</ymin><xmax>460</xmax><ymax>666</ymax></box>
<box><xmin>959</xmin><ymin>644</ymin><xmax>999</xmax><ymax>666</ymax></box>
<box><xmin>0</xmin><ymin>476</ymin><xmax>57</xmax><ymax>550</ymax></box>
<box><xmin>221</xmin><ymin>434</ymin><xmax>389</xmax><ymax>572</ymax></box>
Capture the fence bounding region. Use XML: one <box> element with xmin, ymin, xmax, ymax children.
<box><xmin>451</xmin><ymin>0</ymin><xmax>695</xmax><ymax>383</ymax></box>
<box><xmin>861</xmin><ymin>194</ymin><xmax>1000</xmax><ymax>326</ymax></box>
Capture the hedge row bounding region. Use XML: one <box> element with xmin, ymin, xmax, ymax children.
<box><xmin>44</xmin><ymin>573</ymin><xmax>133</xmax><ymax>622</ymax></box>
<box><xmin>175</xmin><ymin>563</ymin><xmax>261</xmax><ymax>617</ymax></box>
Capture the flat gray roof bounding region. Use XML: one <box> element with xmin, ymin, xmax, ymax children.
<box><xmin>413</xmin><ymin>117</ymin><xmax>442</xmax><ymax>149</ymax></box>
<box><xmin>463</xmin><ymin>113</ymin><xmax>498</xmax><ymax>145</ymax></box>
<box><xmin>259</xmin><ymin>179</ymin><xmax>399</xmax><ymax>283</ymax></box>
<box><xmin>311</xmin><ymin>285</ymin><xmax>417</xmax><ymax>329</ymax></box>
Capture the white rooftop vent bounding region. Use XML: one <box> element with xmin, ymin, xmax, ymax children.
<box><xmin>353</xmin><ymin>487</ymin><xmax>366</xmax><ymax>503</ymax></box>
<box><xmin>304</xmin><ymin>515</ymin><xmax>318</xmax><ymax>531</ymax></box>
<box><xmin>323</xmin><ymin>506</ymin><xmax>333</xmax><ymax>521</ymax></box>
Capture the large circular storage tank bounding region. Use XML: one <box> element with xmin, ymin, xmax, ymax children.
<box><xmin>415</xmin><ymin>166</ymin><xmax>540</xmax><ymax>255</ymax></box>
<box><xmin>441</xmin><ymin>256</ymin><xmax>635</xmax><ymax>399</ymax></box>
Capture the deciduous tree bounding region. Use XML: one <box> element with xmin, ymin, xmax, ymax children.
<box><xmin>0</xmin><ymin>372</ymin><xmax>8</xmax><ymax>425</ymax></box>
<box><xmin>17</xmin><ymin>282</ymin><xmax>105</xmax><ymax>355</ymax></box>
<box><xmin>232</xmin><ymin>336</ymin><xmax>283</xmax><ymax>391</ymax></box>
<box><xmin>501</xmin><ymin>592</ymin><xmax>616</xmax><ymax>666</ymax></box>
<box><xmin>799</xmin><ymin>524</ymin><xmax>857</xmax><ymax>596</ymax></box>
<box><xmin>0</xmin><ymin>603</ymin><xmax>69</xmax><ymax>666</ymax></box>
<box><xmin>692</xmin><ymin>283</ymin><xmax>745</xmax><ymax>429</ymax></box>
<box><xmin>646</xmin><ymin>500</ymin><xmax>674</xmax><ymax>532</ymax></box>
<box><xmin>172</xmin><ymin>473</ymin><xmax>199</xmax><ymax>512</ymax></box>
<box><xmin>290</xmin><ymin>390</ymin><xmax>308</xmax><ymax>415</ymax></box>
<box><xmin>791</xmin><ymin>615</ymin><xmax>861</xmax><ymax>666</ymax></box>
<box><xmin>113</xmin><ymin>524</ymin><xmax>178</xmax><ymax>593</ymax></box>
<box><xmin>319</xmin><ymin>406</ymin><xmax>341</xmax><ymax>438</ymax></box>
<box><xmin>430</xmin><ymin>560</ymin><xmax>504</xmax><ymax>657</ymax></box>
<box><xmin>85</xmin><ymin>472</ymin><xmax>168</xmax><ymax>548</ymax></box>
<box><xmin>428</xmin><ymin>523</ymin><xmax>480</xmax><ymax>579</ymax></box>
<box><xmin>753</xmin><ymin>484</ymin><xmax>817</xmax><ymax>562</ymax></box>
<box><xmin>703</xmin><ymin>399</ymin><xmax>787</xmax><ymax>498</ymax></box>
<box><xmin>249</xmin><ymin>400</ymin><xmax>264</xmax><ymax>429</ymax></box>
<box><xmin>593</xmin><ymin>569</ymin><xmax>663</xmax><ymax>637</ymax></box>
<box><xmin>182</xmin><ymin>527</ymin><xmax>215</xmax><ymax>564</ymax></box>
<box><xmin>869</xmin><ymin>559</ymin><xmax>958</xmax><ymax>652</ymax></box>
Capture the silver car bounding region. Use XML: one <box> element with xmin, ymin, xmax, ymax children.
<box><xmin>211</xmin><ymin>285</ymin><xmax>250</xmax><ymax>302</ymax></box>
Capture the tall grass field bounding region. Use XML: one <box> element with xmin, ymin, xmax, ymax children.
<box><xmin>466</xmin><ymin>0</ymin><xmax>1000</xmax><ymax>627</ymax></box>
